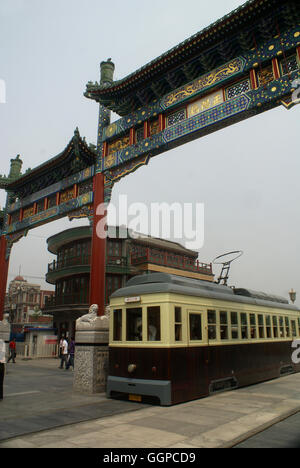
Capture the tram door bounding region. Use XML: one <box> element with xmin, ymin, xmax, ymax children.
<box><xmin>187</xmin><ymin>311</ymin><xmax>209</xmax><ymax>398</ymax></box>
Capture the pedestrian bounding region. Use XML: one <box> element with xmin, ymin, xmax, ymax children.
<box><xmin>7</xmin><ymin>338</ymin><xmax>16</xmax><ymax>363</ymax></box>
<box><xmin>59</xmin><ymin>336</ymin><xmax>68</xmax><ymax>369</ymax></box>
<box><xmin>0</xmin><ymin>339</ymin><xmax>5</xmax><ymax>400</ymax></box>
<box><xmin>59</xmin><ymin>336</ymin><xmax>64</xmax><ymax>358</ymax></box>
<box><xmin>66</xmin><ymin>337</ymin><xmax>75</xmax><ymax>371</ymax></box>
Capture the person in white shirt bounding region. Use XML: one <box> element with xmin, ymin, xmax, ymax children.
<box><xmin>59</xmin><ymin>337</ymin><xmax>68</xmax><ymax>369</ymax></box>
<box><xmin>0</xmin><ymin>339</ymin><xmax>6</xmax><ymax>400</ymax></box>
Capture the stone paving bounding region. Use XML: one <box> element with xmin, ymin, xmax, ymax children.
<box><xmin>1</xmin><ymin>359</ymin><xmax>300</xmax><ymax>448</ymax></box>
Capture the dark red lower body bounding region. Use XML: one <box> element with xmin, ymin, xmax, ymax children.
<box><xmin>109</xmin><ymin>341</ymin><xmax>299</xmax><ymax>405</ymax></box>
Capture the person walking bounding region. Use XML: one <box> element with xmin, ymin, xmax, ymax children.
<box><xmin>7</xmin><ymin>338</ymin><xmax>16</xmax><ymax>363</ymax></box>
<box><xmin>59</xmin><ymin>336</ymin><xmax>68</xmax><ymax>369</ymax></box>
<box><xmin>0</xmin><ymin>339</ymin><xmax>5</xmax><ymax>400</ymax></box>
<box><xmin>66</xmin><ymin>337</ymin><xmax>75</xmax><ymax>371</ymax></box>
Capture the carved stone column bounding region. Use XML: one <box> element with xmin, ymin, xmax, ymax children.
<box><xmin>73</xmin><ymin>305</ymin><xmax>109</xmax><ymax>394</ymax></box>
<box><xmin>0</xmin><ymin>314</ymin><xmax>11</xmax><ymax>360</ymax></box>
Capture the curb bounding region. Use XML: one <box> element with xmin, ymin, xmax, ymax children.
<box><xmin>223</xmin><ymin>406</ymin><xmax>300</xmax><ymax>448</ymax></box>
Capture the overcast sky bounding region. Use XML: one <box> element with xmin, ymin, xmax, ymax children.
<box><xmin>0</xmin><ymin>0</ymin><xmax>299</xmax><ymax>305</ymax></box>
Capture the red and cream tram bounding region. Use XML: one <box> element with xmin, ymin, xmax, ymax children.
<box><xmin>107</xmin><ymin>273</ymin><xmax>300</xmax><ymax>406</ymax></box>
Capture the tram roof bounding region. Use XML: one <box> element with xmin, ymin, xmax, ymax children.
<box><xmin>111</xmin><ymin>273</ymin><xmax>299</xmax><ymax>312</ymax></box>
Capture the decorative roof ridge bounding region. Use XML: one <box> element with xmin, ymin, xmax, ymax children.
<box><xmin>6</xmin><ymin>128</ymin><xmax>97</xmax><ymax>189</ymax></box>
<box><xmin>85</xmin><ymin>0</ymin><xmax>277</xmax><ymax>98</ymax></box>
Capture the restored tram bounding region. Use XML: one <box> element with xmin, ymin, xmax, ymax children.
<box><xmin>107</xmin><ymin>273</ymin><xmax>300</xmax><ymax>405</ymax></box>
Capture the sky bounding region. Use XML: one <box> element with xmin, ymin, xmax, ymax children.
<box><xmin>0</xmin><ymin>0</ymin><xmax>299</xmax><ymax>304</ymax></box>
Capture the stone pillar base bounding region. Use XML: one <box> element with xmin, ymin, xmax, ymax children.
<box><xmin>73</xmin><ymin>312</ymin><xmax>109</xmax><ymax>394</ymax></box>
<box><xmin>0</xmin><ymin>314</ymin><xmax>11</xmax><ymax>360</ymax></box>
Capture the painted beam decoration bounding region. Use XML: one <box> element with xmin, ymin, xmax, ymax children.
<box><xmin>1</xmin><ymin>0</ymin><xmax>300</xmax><ymax>236</ymax></box>
<box><xmin>95</xmin><ymin>27</ymin><xmax>299</xmax><ymax>190</ymax></box>
<box><xmin>2</xmin><ymin>129</ymin><xmax>96</xmax><ymax>237</ymax></box>
<box><xmin>5</xmin><ymin>166</ymin><xmax>94</xmax><ymax>236</ymax></box>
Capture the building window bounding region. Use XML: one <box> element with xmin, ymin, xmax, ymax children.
<box><xmin>226</xmin><ymin>78</ymin><xmax>251</xmax><ymax>100</ymax></box>
<box><xmin>108</xmin><ymin>240</ymin><xmax>122</xmax><ymax>257</ymax></box>
<box><xmin>105</xmin><ymin>275</ymin><xmax>122</xmax><ymax>304</ymax></box>
<box><xmin>167</xmin><ymin>108</ymin><xmax>186</xmax><ymax>127</ymax></box>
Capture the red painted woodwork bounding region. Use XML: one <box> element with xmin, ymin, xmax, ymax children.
<box><xmin>250</xmin><ymin>69</ymin><xmax>258</xmax><ymax>90</ymax></box>
<box><xmin>0</xmin><ymin>236</ymin><xmax>10</xmax><ymax>321</ymax></box>
<box><xmin>89</xmin><ymin>172</ymin><xmax>106</xmax><ymax>316</ymax></box>
<box><xmin>272</xmin><ymin>58</ymin><xmax>280</xmax><ymax>80</ymax></box>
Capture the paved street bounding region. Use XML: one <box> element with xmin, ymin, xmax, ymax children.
<box><xmin>0</xmin><ymin>358</ymin><xmax>147</xmax><ymax>442</ymax></box>
<box><xmin>235</xmin><ymin>411</ymin><xmax>300</xmax><ymax>448</ymax></box>
<box><xmin>1</xmin><ymin>359</ymin><xmax>300</xmax><ymax>448</ymax></box>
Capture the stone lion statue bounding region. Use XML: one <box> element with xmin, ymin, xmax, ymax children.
<box><xmin>78</xmin><ymin>304</ymin><xmax>99</xmax><ymax>324</ymax></box>
<box><xmin>76</xmin><ymin>304</ymin><xmax>110</xmax><ymax>331</ymax></box>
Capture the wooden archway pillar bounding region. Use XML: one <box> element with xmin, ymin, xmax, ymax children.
<box><xmin>89</xmin><ymin>172</ymin><xmax>106</xmax><ymax>315</ymax></box>
<box><xmin>0</xmin><ymin>235</ymin><xmax>10</xmax><ymax>321</ymax></box>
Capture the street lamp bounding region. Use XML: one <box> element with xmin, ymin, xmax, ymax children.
<box><xmin>289</xmin><ymin>289</ymin><xmax>296</xmax><ymax>304</ymax></box>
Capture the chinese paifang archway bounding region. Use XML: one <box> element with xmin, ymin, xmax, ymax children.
<box><xmin>0</xmin><ymin>0</ymin><xmax>299</xmax><ymax>321</ymax></box>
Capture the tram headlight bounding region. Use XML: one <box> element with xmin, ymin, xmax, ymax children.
<box><xmin>128</xmin><ymin>363</ymin><xmax>137</xmax><ymax>373</ymax></box>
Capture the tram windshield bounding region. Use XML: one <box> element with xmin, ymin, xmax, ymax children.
<box><xmin>126</xmin><ymin>307</ymin><xmax>142</xmax><ymax>341</ymax></box>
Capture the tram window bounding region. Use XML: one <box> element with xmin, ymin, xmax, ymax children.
<box><xmin>266</xmin><ymin>316</ymin><xmax>272</xmax><ymax>338</ymax></box>
<box><xmin>273</xmin><ymin>316</ymin><xmax>278</xmax><ymax>338</ymax></box>
<box><xmin>126</xmin><ymin>307</ymin><xmax>142</xmax><ymax>341</ymax></box>
<box><xmin>175</xmin><ymin>307</ymin><xmax>182</xmax><ymax>341</ymax></box>
<box><xmin>208</xmin><ymin>310</ymin><xmax>217</xmax><ymax>340</ymax></box>
<box><xmin>189</xmin><ymin>314</ymin><xmax>202</xmax><ymax>341</ymax></box>
<box><xmin>230</xmin><ymin>312</ymin><xmax>239</xmax><ymax>339</ymax></box>
<box><xmin>240</xmin><ymin>313</ymin><xmax>248</xmax><ymax>339</ymax></box>
<box><xmin>113</xmin><ymin>309</ymin><xmax>122</xmax><ymax>341</ymax></box>
<box><xmin>291</xmin><ymin>320</ymin><xmax>297</xmax><ymax>337</ymax></box>
<box><xmin>285</xmin><ymin>317</ymin><xmax>291</xmax><ymax>337</ymax></box>
<box><xmin>147</xmin><ymin>306</ymin><xmax>161</xmax><ymax>341</ymax></box>
<box><xmin>258</xmin><ymin>314</ymin><xmax>265</xmax><ymax>339</ymax></box>
<box><xmin>250</xmin><ymin>314</ymin><xmax>257</xmax><ymax>339</ymax></box>
<box><xmin>279</xmin><ymin>316</ymin><xmax>285</xmax><ymax>337</ymax></box>
<box><xmin>220</xmin><ymin>311</ymin><xmax>228</xmax><ymax>340</ymax></box>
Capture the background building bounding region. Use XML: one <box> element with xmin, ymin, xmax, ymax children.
<box><xmin>44</xmin><ymin>225</ymin><xmax>214</xmax><ymax>338</ymax></box>
<box><xmin>5</xmin><ymin>275</ymin><xmax>55</xmax><ymax>339</ymax></box>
